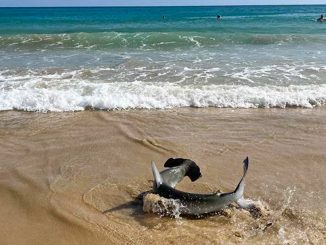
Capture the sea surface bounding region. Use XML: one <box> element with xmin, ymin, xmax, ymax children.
<box><xmin>1</xmin><ymin>5</ymin><xmax>326</xmax><ymax>111</ymax></box>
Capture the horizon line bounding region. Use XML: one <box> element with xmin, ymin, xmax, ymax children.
<box><xmin>1</xmin><ymin>4</ymin><xmax>326</xmax><ymax>8</ymax></box>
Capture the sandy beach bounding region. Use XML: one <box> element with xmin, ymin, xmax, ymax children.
<box><xmin>0</xmin><ymin>108</ymin><xmax>325</xmax><ymax>244</ymax></box>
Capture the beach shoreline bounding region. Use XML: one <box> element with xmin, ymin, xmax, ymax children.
<box><xmin>0</xmin><ymin>108</ymin><xmax>325</xmax><ymax>244</ymax></box>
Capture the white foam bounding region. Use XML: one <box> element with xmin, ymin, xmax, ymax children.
<box><xmin>143</xmin><ymin>193</ymin><xmax>184</xmax><ymax>218</ymax></box>
<box><xmin>0</xmin><ymin>76</ymin><xmax>325</xmax><ymax>112</ymax></box>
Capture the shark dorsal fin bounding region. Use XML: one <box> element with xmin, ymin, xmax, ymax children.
<box><xmin>151</xmin><ymin>161</ymin><xmax>163</xmax><ymax>188</ymax></box>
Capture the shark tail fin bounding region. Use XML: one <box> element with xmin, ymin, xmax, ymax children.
<box><xmin>233</xmin><ymin>157</ymin><xmax>249</xmax><ymax>200</ymax></box>
<box><xmin>151</xmin><ymin>161</ymin><xmax>163</xmax><ymax>188</ymax></box>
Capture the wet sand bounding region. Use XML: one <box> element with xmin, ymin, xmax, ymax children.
<box><xmin>0</xmin><ymin>108</ymin><xmax>325</xmax><ymax>244</ymax></box>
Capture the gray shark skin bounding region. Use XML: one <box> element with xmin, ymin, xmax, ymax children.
<box><xmin>153</xmin><ymin>158</ymin><xmax>202</xmax><ymax>190</ymax></box>
<box><xmin>151</xmin><ymin>157</ymin><xmax>249</xmax><ymax>216</ymax></box>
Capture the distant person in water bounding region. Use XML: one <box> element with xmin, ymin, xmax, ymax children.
<box><xmin>162</xmin><ymin>15</ymin><xmax>166</xmax><ymax>20</ymax></box>
<box><xmin>216</xmin><ymin>15</ymin><xmax>221</xmax><ymax>21</ymax></box>
<box><xmin>317</xmin><ymin>14</ymin><xmax>325</xmax><ymax>22</ymax></box>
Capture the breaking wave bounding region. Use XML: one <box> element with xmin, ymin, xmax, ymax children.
<box><xmin>0</xmin><ymin>80</ymin><xmax>325</xmax><ymax>112</ymax></box>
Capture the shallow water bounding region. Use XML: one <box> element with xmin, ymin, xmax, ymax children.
<box><xmin>0</xmin><ymin>108</ymin><xmax>325</xmax><ymax>244</ymax></box>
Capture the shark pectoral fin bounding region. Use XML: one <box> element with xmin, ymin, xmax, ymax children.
<box><xmin>151</xmin><ymin>161</ymin><xmax>163</xmax><ymax>188</ymax></box>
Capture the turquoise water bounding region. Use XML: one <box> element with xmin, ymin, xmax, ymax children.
<box><xmin>0</xmin><ymin>5</ymin><xmax>326</xmax><ymax>111</ymax></box>
<box><xmin>1</xmin><ymin>6</ymin><xmax>326</xmax><ymax>35</ymax></box>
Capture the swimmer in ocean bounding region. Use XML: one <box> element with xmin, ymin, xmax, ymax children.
<box><xmin>217</xmin><ymin>15</ymin><xmax>221</xmax><ymax>21</ymax></box>
<box><xmin>317</xmin><ymin>14</ymin><xmax>325</xmax><ymax>22</ymax></box>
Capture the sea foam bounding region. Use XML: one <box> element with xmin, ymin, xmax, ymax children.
<box><xmin>0</xmin><ymin>80</ymin><xmax>325</xmax><ymax>112</ymax></box>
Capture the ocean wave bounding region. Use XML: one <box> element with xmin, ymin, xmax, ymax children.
<box><xmin>1</xmin><ymin>32</ymin><xmax>326</xmax><ymax>50</ymax></box>
<box><xmin>0</xmin><ymin>81</ymin><xmax>325</xmax><ymax>112</ymax></box>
